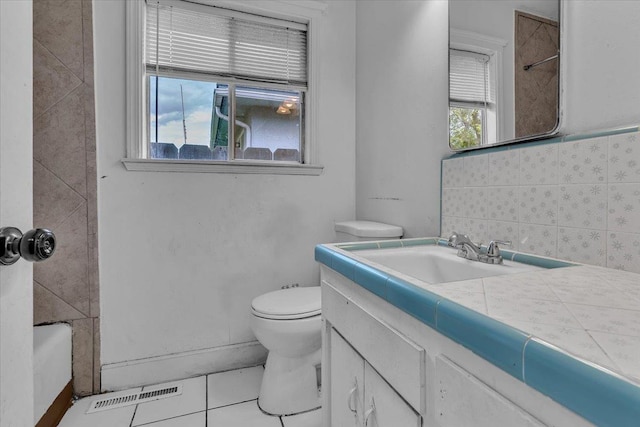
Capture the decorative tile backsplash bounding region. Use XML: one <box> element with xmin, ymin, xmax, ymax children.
<box><xmin>441</xmin><ymin>127</ymin><xmax>640</xmax><ymax>274</ymax></box>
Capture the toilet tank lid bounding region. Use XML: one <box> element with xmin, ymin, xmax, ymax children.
<box><xmin>334</xmin><ymin>221</ymin><xmax>403</xmax><ymax>238</ymax></box>
<box><xmin>251</xmin><ymin>287</ymin><xmax>320</xmax><ymax>319</ymax></box>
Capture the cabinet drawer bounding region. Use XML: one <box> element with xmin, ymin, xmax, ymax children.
<box><xmin>323</xmin><ymin>281</ymin><xmax>425</xmax><ymax>413</ymax></box>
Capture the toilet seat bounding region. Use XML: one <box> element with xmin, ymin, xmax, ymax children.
<box><xmin>251</xmin><ymin>287</ymin><xmax>321</xmax><ymax>320</ymax></box>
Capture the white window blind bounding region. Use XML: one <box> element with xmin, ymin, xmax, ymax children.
<box><xmin>449</xmin><ymin>49</ymin><xmax>494</xmax><ymax>105</ymax></box>
<box><xmin>145</xmin><ymin>0</ymin><xmax>308</xmax><ymax>87</ymax></box>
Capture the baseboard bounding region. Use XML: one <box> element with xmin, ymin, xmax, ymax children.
<box><xmin>35</xmin><ymin>381</ymin><xmax>73</xmax><ymax>427</ymax></box>
<box><xmin>101</xmin><ymin>341</ymin><xmax>268</xmax><ymax>391</ymax></box>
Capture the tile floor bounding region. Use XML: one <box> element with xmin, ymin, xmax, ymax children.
<box><xmin>58</xmin><ymin>366</ymin><xmax>321</xmax><ymax>427</ymax></box>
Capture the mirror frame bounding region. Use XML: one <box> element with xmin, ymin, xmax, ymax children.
<box><xmin>448</xmin><ymin>0</ymin><xmax>562</xmax><ymax>152</ymax></box>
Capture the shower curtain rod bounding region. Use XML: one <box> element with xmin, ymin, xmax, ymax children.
<box><xmin>523</xmin><ymin>54</ymin><xmax>558</xmax><ymax>71</ymax></box>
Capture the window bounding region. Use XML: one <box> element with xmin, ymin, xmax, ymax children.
<box><xmin>126</xmin><ymin>0</ymin><xmax>323</xmax><ymax>174</ymax></box>
<box><xmin>449</xmin><ymin>48</ymin><xmax>497</xmax><ymax>150</ymax></box>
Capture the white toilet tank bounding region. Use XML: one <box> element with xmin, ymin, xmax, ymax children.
<box><xmin>334</xmin><ymin>220</ymin><xmax>403</xmax><ymax>243</ymax></box>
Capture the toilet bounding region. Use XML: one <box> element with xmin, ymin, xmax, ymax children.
<box><xmin>250</xmin><ymin>221</ymin><xmax>403</xmax><ymax>416</ymax></box>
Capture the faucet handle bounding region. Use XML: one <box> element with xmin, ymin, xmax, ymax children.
<box><xmin>487</xmin><ymin>240</ymin><xmax>511</xmax><ymax>257</ymax></box>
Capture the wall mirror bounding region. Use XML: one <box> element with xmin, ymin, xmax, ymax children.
<box><xmin>449</xmin><ymin>0</ymin><xmax>560</xmax><ymax>151</ymax></box>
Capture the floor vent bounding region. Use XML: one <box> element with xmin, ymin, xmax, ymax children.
<box><xmin>86</xmin><ymin>385</ymin><xmax>183</xmax><ymax>414</ymax></box>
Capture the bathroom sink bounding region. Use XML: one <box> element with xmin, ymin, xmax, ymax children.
<box><xmin>354</xmin><ymin>245</ymin><xmax>542</xmax><ymax>284</ymax></box>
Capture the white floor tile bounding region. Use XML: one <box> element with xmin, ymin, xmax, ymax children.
<box><xmin>143</xmin><ymin>411</ymin><xmax>206</xmax><ymax>426</ymax></box>
<box><xmin>58</xmin><ymin>388</ymin><xmax>140</xmax><ymax>427</ymax></box>
<box><xmin>207</xmin><ymin>366</ymin><xmax>264</xmax><ymax>409</ymax></box>
<box><xmin>281</xmin><ymin>409</ymin><xmax>322</xmax><ymax>427</ymax></box>
<box><xmin>207</xmin><ymin>400</ymin><xmax>281</xmax><ymax>427</ymax></box>
<box><xmin>133</xmin><ymin>376</ymin><xmax>207</xmax><ymax>426</ymax></box>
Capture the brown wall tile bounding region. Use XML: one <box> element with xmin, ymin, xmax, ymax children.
<box><xmin>72</xmin><ymin>318</ymin><xmax>94</xmax><ymax>396</ymax></box>
<box><xmin>34</xmin><ymin>281</ymin><xmax>85</xmax><ymax>325</ymax></box>
<box><xmin>33</xmin><ymin>0</ymin><xmax>84</xmax><ymax>79</ymax></box>
<box><xmin>33</xmin><ymin>40</ymin><xmax>82</xmax><ymax>119</ymax></box>
<box><xmin>33</xmin><ymin>0</ymin><xmax>100</xmax><ymax>397</ymax></box>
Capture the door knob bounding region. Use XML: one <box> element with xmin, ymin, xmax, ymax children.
<box><xmin>0</xmin><ymin>227</ymin><xmax>56</xmax><ymax>265</ymax></box>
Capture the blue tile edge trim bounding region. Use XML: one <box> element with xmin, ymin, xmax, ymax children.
<box><xmin>437</xmin><ymin>300</ymin><xmax>528</xmax><ymax>380</ymax></box>
<box><xmin>354</xmin><ymin>263</ymin><xmax>389</xmax><ymax>299</ymax></box>
<box><xmin>314</xmin><ymin>245</ymin><xmax>333</xmax><ymax>267</ymax></box>
<box><xmin>511</xmin><ymin>253</ymin><xmax>575</xmax><ymax>269</ymax></box>
<box><xmin>524</xmin><ymin>339</ymin><xmax>640</xmax><ymax>427</ymax></box>
<box><xmin>386</xmin><ymin>276</ymin><xmax>440</xmax><ymax>328</ymax></box>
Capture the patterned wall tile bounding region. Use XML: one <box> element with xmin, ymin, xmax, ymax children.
<box><xmin>607</xmin><ymin>232</ymin><xmax>640</xmax><ymax>273</ymax></box>
<box><xmin>487</xmin><ymin>220</ymin><xmax>519</xmax><ymax>251</ymax></box>
<box><xmin>441</xmin><ymin>188</ymin><xmax>465</xmax><ymax>217</ymax></box>
<box><xmin>441</xmin><ymin>216</ymin><xmax>464</xmax><ymax>238</ymax></box>
<box><xmin>463</xmin><ymin>154</ymin><xmax>489</xmax><ymax>187</ymax></box>
<box><xmin>488</xmin><ymin>150</ymin><xmax>519</xmax><ymax>185</ymax></box>
<box><xmin>442</xmin><ymin>158</ymin><xmax>464</xmax><ymax>188</ymax></box>
<box><xmin>558</xmin><ymin>137</ymin><xmax>607</xmax><ymax>184</ymax></box>
<box><xmin>519</xmin><ymin>223</ymin><xmax>557</xmax><ymax>258</ymax></box>
<box><xmin>486</xmin><ymin>187</ymin><xmax>519</xmax><ymax>222</ymax></box>
<box><xmin>520</xmin><ymin>144</ymin><xmax>558</xmax><ymax>185</ymax></box>
<box><xmin>557</xmin><ymin>227</ymin><xmax>606</xmax><ymax>267</ymax></box>
<box><xmin>519</xmin><ymin>185</ymin><xmax>558</xmax><ymax>225</ymax></box>
<box><xmin>608</xmin><ymin>131</ymin><xmax>640</xmax><ymax>183</ymax></box>
<box><xmin>463</xmin><ymin>218</ymin><xmax>488</xmax><ymax>244</ymax></box>
<box><xmin>441</xmin><ymin>129</ymin><xmax>640</xmax><ymax>271</ymax></box>
<box><xmin>464</xmin><ymin>187</ymin><xmax>487</xmax><ymax>219</ymax></box>
<box><xmin>558</xmin><ymin>184</ymin><xmax>607</xmax><ymax>229</ymax></box>
<box><xmin>607</xmin><ymin>183</ymin><xmax>640</xmax><ymax>231</ymax></box>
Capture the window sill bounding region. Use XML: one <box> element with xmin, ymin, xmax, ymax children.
<box><xmin>121</xmin><ymin>158</ymin><xmax>324</xmax><ymax>176</ymax></box>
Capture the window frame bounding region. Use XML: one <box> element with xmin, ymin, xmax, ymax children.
<box><xmin>124</xmin><ymin>0</ymin><xmax>325</xmax><ymax>175</ymax></box>
<box><xmin>449</xmin><ymin>29</ymin><xmax>506</xmax><ymax>148</ymax></box>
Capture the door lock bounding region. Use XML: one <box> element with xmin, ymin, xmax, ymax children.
<box><xmin>0</xmin><ymin>227</ymin><xmax>56</xmax><ymax>265</ymax></box>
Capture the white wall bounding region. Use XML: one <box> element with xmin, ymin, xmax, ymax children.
<box><xmin>562</xmin><ymin>0</ymin><xmax>640</xmax><ymax>134</ymax></box>
<box><xmin>355</xmin><ymin>0</ymin><xmax>450</xmax><ymax>238</ymax></box>
<box><xmin>94</xmin><ymin>0</ymin><xmax>356</xmax><ymax>386</ymax></box>
<box><xmin>0</xmin><ymin>0</ymin><xmax>33</xmax><ymax>423</ymax></box>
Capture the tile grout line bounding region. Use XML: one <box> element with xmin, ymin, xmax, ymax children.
<box><xmin>33</xmin><ymin>278</ymin><xmax>88</xmax><ymax>320</ymax></box>
<box><xmin>34</xmin><ymin>158</ymin><xmax>88</xmax><ymax>205</ymax></box>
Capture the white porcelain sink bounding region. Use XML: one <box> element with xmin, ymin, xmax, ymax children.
<box><xmin>354</xmin><ymin>245</ymin><xmax>543</xmax><ymax>284</ymax></box>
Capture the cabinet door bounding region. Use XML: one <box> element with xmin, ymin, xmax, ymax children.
<box><xmin>363</xmin><ymin>363</ymin><xmax>422</xmax><ymax>427</ymax></box>
<box><xmin>330</xmin><ymin>329</ymin><xmax>364</xmax><ymax>427</ymax></box>
<box><xmin>435</xmin><ymin>356</ymin><xmax>544</xmax><ymax>427</ymax></box>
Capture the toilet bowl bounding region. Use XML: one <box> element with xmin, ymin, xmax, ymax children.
<box><xmin>250</xmin><ymin>287</ymin><xmax>322</xmax><ymax>415</ymax></box>
<box><xmin>250</xmin><ymin>221</ymin><xmax>403</xmax><ymax>415</ymax></box>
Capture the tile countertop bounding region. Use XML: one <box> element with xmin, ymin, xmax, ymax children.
<box><xmin>315</xmin><ymin>238</ymin><xmax>640</xmax><ymax>427</ymax></box>
<box><xmin>424</xmin><ymin>264</ymin><xmax>640</xmax><ymax>384</ymax></box>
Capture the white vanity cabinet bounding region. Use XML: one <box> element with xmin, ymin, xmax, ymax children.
<box><xmin>321</xmin><ymin>271</ymin><xmax>595</xmax><ymax>427</ymax></box>
<box><xmin>323</xmin><ymin>281</ymin><xmax>424</xmax><ymax>426</ymax></box>
<box><xmin>330</xmin><ymin>328</ymin><xmax>422</xmax><ymax>427</ymax></box>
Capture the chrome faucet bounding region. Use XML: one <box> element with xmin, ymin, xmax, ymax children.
<box><xmin>447</xmin><ymin>232</ymin><xmax>482</xmax><ymax>260</ymax></box>
<box><xmin>447</xmin><ymin>232</ymin><xmax>511</xmax><ymax>264</ymax></box>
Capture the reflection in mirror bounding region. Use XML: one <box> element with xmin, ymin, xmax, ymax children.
<box><xmin>449</xmin><ymin>0</ymin><xmax>560</xmax><ymax>150</ymax></box>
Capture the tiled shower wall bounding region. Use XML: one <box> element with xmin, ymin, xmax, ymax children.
<box><xmin>441</xmin><ymin>128</ymin><xmax>640</xmax><ymax>274</ymax></box>
<box><xmin>33</xmin><ymin>0</ymin><xmax>100</xmax><ymax>395</ymax></box>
